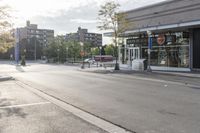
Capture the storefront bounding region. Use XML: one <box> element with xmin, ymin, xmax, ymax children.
<box><xmin>119</xmin><ymin>0</ymin><xmax>200</xmax><ymax>71</ymax></box>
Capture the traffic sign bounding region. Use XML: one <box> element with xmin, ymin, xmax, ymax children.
<box><xmin>80</xmin><ymin>51</ymin><xmax>84</xmax><ymax>56</ymax></box>
<box><xmin>148</xmin><ymin>37</ymin><xmax>152</xmax><ymax>49</ymax></box>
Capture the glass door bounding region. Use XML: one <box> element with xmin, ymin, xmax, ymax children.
<box><xmin>128</xmin><ymin>47</ymin><xmax>140</xmax><ymax>66</ymax></box>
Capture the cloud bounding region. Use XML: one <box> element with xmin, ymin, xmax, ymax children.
<box><xmin>70</xmin><ymin>19</ymin><xmax>97</xmax><ymax>24</ymax></box>
<box><xmin>29</xmin><ymin>3</ymin><xmax>100</xmax><ymax>34</ymax></box>
<box><xmin>1</xmin><ymin>0</ymin><xmax>167</xmax><ymax>45</ymax></box>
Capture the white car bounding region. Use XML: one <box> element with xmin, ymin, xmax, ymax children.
<box><xmin>84</xmin><ymin>58</ymin><xmax>96</xmax><ymax>64</ymax></box>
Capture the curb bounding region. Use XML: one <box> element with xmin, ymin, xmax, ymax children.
<box><xmin>152</xmin><ymin>71</ymin><xmax>200</xmax><ymax>78</ymax></box>
<box><xmin>0</xmin><ymin>76</ymin><xmax>14</xmax><ymax>82</ymax></box>
<box><xmin>78</xmin><ymin>68</ymin><xmax>200</xmax><ymax>78</ymax></box>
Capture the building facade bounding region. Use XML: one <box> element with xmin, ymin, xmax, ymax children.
<box><xmin>15</xmin><ymin>21</ymin><xmax>54</xmax><ymax>60</ymax></box>
<box><xmin>65</xmin><ymin>27</ymin><xmax>102</xmax><ymax>47</ymax></box>
<box><xmin>119</xmin><ymin>0</ymin><xmax>200</xmax><ymax>71</ymax></box>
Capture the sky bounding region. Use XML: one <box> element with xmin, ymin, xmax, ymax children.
<box><xmin>1</xmin><ymin>0</ymin><xmax>166</xmax><ymax>44</ymax></box>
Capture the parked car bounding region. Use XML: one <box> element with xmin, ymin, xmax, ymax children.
<box><xmin>84</xmin><ymin>58</ymin><xmax>96</xmax><ymax>64</ymax></box>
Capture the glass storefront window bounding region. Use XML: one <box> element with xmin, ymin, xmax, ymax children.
<box><xmin>141</xmin><ymin>31</ymin><xmax>190</xmax><ymax>68</ymax></box>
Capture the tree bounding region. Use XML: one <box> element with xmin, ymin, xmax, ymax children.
<box><xmin>0</xmin><ymin>6</ymin><xmax>11</xmax><ymax>31</ymax></box>
<box><xmin>44</xmin><ymin>37</ymin><xmax>82</xmax><ymax>63</ymax></box>
<box><xmin>91</xmin><ymin>47</ymin><xmax>100</xmax><ymax>56</ymax></box>
<box><xmin>67</xmin><ymin>41</ymin><xmax>81</xmax><ymax>63</ymax></box>
<box><xmin>43</xmin><ymin>38</ymin><xmax>58</xmax><ymax>62</ymax></box>
<box><xmin>0</xmin><ymin>32</ymin><xmax>14</xmax><ymax>53</ymax></box>
<box><xmin>83</xmin><ymin>42</ymin><xmax>92</xmax><ymax>58</ymax></box>
<box><xmin>105</xmin><ymin>44</ymin><xmax>114</xmax><ymax>56</ymax></box>
<box><xmin>0</xmin><ymin>6</ymin><xmax>14</xmax><ymax>53</ymax></box>
<box><xmin>98</xmin><ymin>1</ymin><xmax>129</xmax><ymax>70</ymax></box>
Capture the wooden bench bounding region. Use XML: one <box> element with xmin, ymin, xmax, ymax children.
<box><xmin>103</xmin><ymin>62</ymin><xmax>115</xmax><ymax>68</ymax></box>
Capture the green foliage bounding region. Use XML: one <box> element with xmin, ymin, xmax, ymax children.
<box><xmin>0</xmin><ymin>6</ymin><xmax>14</xmax><ymax>53</ymax></box>
<box><xmin>66</xmin><ymin>41</ymin><xmax>81</xmax><ymax>62</ymax></box>
<box><xmin>0</xmin><ymin>32</ymin><xmax>14</xmax><ymax>53</ymax></box>
<box><xmin>91</xmin><ymin>47</ymin><xmax>100</xmax><ymax>55</ymax></box>
<box><xmin>43</xmin><ymin>36</ymin><xmax>94</xmax><ymax>63</ymax></box>
<box><xmin>83</xmin><ymin>42</ymin><xmax>92</xmax><ymax>56</ymax></box>
<box><xmin>44</xmin><ymin>37</ymin><xmax>81</xmax><ymax>62</ymax></box>
<box><xmin>0</xmin><ymin>6</ymin><xmax>11</xmax><ymax>31</ymax></box>
<box><xmin>98</xmin><ymin>1</ymin><xmax>129</xmax><ymax>70</ymax></box>
<box><xmin>104</xmin><ymin>45</ymin><xmax>114</xmax><ymax>55</ymax></box>
<box><xmin>98</xmin><ymin>1</ymin><xmax>129</xmax><ymax>45</ymax></box>
<box><xmin>43</xmin><ymin>39</ymin><xmax>58</xmax><ymax>59</ymax></box>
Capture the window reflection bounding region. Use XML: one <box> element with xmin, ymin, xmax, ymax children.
<box><xmin>141</xmin><ymin>32</ymin><xmax>189</xmax><ymax>68</ymax></box>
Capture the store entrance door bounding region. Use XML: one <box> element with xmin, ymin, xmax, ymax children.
<box><xmin>128</xmin><ymin>47</ymin><xmax>140</xmax><ymax>66</ymax></box>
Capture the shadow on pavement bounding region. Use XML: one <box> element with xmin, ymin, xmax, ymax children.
<box><xmin>0</xmin><ymin>98</ymin><xmax>27</xmax><ymax>118</ymax></box>
<box><xmin>15</xmin><ymin>65</ymin><xmax>25</xmax><ymax>72</ymax></box>
<box><xmin>190</xmin><ymin>86</ymin><xmax>200</xmax><ymax>90</ymax></box>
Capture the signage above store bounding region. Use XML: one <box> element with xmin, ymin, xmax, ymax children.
<box><xmin>157</xmin><ymin>34</ymin><xmax>166</xmax><ymax>45</ymax></box>
<box><xmin>126</xmin><ymin>38</ymin><xmax>147</xmax><ymax>45</ymax></box>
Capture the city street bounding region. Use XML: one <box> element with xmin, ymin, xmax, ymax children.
<box><xmin>0</xmin><ymin>62</ymin><xmax>200</xmax><ymax>133</ymax></box>
<box><xmin>1</xmin><ymin>0</ymin><xmax>200</xmax><ymax>133</ymax></box>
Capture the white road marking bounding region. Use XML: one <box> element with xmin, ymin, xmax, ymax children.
<box><xmin>0</xmin><ymin>102</ymin><xmax>51</xmax><ymax>109</ymax></box>
<box><xmin>16</xmin><ymin>81</ymin><xmax>133</xmax><ymax>133</ymax></box>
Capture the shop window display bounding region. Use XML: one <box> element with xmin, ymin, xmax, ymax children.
<box><xmin>141</xmin><ymin>32</ymin><xmax>189</xmax><ymax>68</ymax></box>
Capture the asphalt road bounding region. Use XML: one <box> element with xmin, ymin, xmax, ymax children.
<box><xmin>1</xmin><ymin>62</ymin><xmax>200</xmax><ymax>133</ymax></box>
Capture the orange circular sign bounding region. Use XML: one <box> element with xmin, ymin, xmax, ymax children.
<box><xmin>80</xmin><ymin>51</ymin><xmax>84</xmax><ymax>56</ymax></box>
<box><xmin>157</xmin><ymin>34</ymin><xmax>166</xmax><ymax>45</ymax></box>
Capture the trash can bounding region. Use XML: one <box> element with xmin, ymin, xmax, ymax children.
<box><xmin>132</xmin><ymin>59</ymin><xmax>147</xmax><ymax>71</ymax></box>
<box><xmin>132</xmin><ymin>59</ymin><xmax>140</xmax><ymax>70</ymax></box>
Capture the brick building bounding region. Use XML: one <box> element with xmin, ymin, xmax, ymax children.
<box><xmin>15</xmin><ymin>21</ymin><xmax>54</xmax><ymax>60</ymax></box>
<box><xmin>65</xmin><ymin>27</ymin><xmax>102</xmax><ymax>47</ymax></box>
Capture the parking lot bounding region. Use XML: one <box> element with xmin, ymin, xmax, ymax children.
<box><xmin>0</xmin><ymin>81</ymin><xmax>107</xmax><ymax>133</ymax></box>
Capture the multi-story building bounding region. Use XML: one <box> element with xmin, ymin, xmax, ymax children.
<box><xmin>65</xmin><ymin>27</ymin><xmax>102</xmax><ymax>47</ymax></box>
<box><xmin>15</xmin><ymin>21</ymin><xmax>54</xmax><ymax>60</ymax></box>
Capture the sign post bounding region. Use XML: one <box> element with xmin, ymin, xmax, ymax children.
<box><xmin>147</xmin><ymin>31</ymin><xmax>152</xmax><ymax>72</ymax></box>
<box><xmin>14</xmin><ymin>29</ymin><xmax>20</xmax><ymax>64</ymax></box>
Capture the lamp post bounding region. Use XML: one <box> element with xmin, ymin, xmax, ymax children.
<box><xmin>147</xmin><ymin>30</ymin><xmax>152</xmax><ymax>72</ymax></box>
<box><xmin>57</xmin><ymin>48</ymin><xmax>60</xmax><ymax>64</ymax></box>
<box><xmin>99</xmin><ymin>46</ymin><xmax>102</xmax><ymax>66</ymax></box>
<box><xmin>21</xmin><ymin>49</ymin><xmax>26</xmax><ymax>66</ymax></box>
<box><xmin>66</xmin><ymin>47</ymin><xmax>68</xmax><ymax>63</ymax></box>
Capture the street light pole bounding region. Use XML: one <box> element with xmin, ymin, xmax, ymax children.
<box><xmin>57</xmin><ymin>49</ymin><xmax>60</xmax><ymax>64</ymax></box>
<box><xmin>66</xmin><ymin>47</ymin><xmax>68</xmax><ymax>63</ymax></box>
<box><xmin>99</xmin><ymin>46</ymin><xmax>102</xmax><ymax>66</ymax></box>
